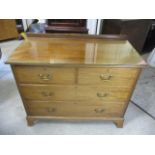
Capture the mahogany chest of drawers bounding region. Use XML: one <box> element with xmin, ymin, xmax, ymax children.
<box><xmin>6</xmin><ymin>33</ymin><xmax>146</xmax><ymax>127</ymax></box>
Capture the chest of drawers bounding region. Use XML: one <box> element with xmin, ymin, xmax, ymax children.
<box><xmin>6</xmin><ymin>33</ymin><xmax>146</xmax><ymax>127</ymax></box>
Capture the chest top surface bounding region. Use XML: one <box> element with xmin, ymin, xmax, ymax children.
<box><xmin>6</xmin><ymin>33</ymin><xmax>146</xmax><ymax>67</ymax></box>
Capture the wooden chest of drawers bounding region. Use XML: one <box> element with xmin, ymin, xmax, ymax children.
<box><xmin>6</xmin><ymin>33</ymin><xmax>146</xmax><ymax>127</ymax></box>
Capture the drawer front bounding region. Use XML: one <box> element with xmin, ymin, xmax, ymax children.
<box><xmin>20</xmin><ymin>85</ymin><xmax>76</xmax><ymax>101</ymax></box>
<box><xmin>13</xmin><ymin>66</ymin><xmax>75</xmax><ymax>84</ymax></box>
<box><xmin>26</xmin><ymin>101</ymin><xmax>124</xmax><ymax>117</ymax></box>
<box><xmin>20</xmin><ymin>85</ymin><xmax>130</xmax><ymax>102</ymax></box>
<box><xmin>25</xmin><ymin>100</ymin><xmax>126</xmax><ymax>106</ymax></box>
<box><xmin>78</xmin><ymin>68</ymin><xmax>139</xmax><ymax>86</ymax></box>
<box><xmin>77</xmin><ymin>86</ymin><xmax>130</xmax><ymax>102</ymax></box>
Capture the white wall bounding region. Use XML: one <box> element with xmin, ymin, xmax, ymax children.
<box><xmin>87</xmin><ymin>19</ymin><xmax>97</xmax><ymax>34</ymax></box>
<box><xmin>22</xmin><ymin>19</ymin><xmax>28</xmax><ymax>31</ymax></box>
<box><xmin>38</xmin><ymin>19</ymin><xmax>46</xmax><ymax>23</ymax></box>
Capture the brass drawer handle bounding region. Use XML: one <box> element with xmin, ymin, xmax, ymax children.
<box><xmin>41</xmin><ymin>92</ymin><xmax>54</xmax><ymax>97</ymax></box>
<box><xmin>38</xmin><ymin>74</ymin><xmax>52</xmax><ymax>81</ymax></box>
<box><xmin>46</xmin><ymin>108</ymin><xmax>56</xmax><ymax>113</ymax></box>
<box><xmin>97</xmin><ymin>92</ymin><xmax>108</xmax><ymax>98</ymax></box>
<box><xmin>100</xmin><ymin>74</ymin><xmax>112</xmax><ymax>80</ymax></box>
<box><xmin>94</xmin><ymin>108</ymin><xmax>105</xmax><ymax>113</ymax></box>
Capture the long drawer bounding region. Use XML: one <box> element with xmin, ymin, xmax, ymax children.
<box><xmin>13</xmin><ymin>66</ymin><xmax>75</xmax><ymax>84</ymax></box>
<box><xmin>20</xmin><ymin>85</ymin><xmax>130</xmax><ymax>102</ymax></box>
<box><xmin>26</xmin><ymin>101</ymin><xmax>124</xmax><ymax>117</ymax></box>
<box><xmin>78</xmin><ymin>68</ymin><xmax>139</xmax><ymax>86</ymax></box>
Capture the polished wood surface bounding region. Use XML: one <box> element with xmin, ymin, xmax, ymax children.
<box><xmin>13</xmin><ymin>66</ymin><xmax>75</xmax><ymax>84</ymax></box>
<box><xmin>78</xmin><ymin>68</ymin><xmax>139</xmax><ymax>86</ymax></box>
<box><xmin>26</xmin><ymin>100</ymin><xmax>125</xmax><ymax>106</ymax></box>
<box><xmin>6</xmin><ymin>33</ymin><xmax>146</xmax><ymax>67</ymax></box>
<box><xmin>26</xmin><ymin>116</ymin><xmax>124</xmax><ymax>127</ymax></box>
<box><xmin>26</xmin><ymin>101</ymin><xmax>123</xmax><ymax>117</ymax></box>
<box><xmin>76</xmin><ymin>86</ymin><xmax>130</xmax><ymax>102</ymax></box>
<box><xmin>19</xmin><ymin>84</ymin><xmax>129</xmax><ymax>102</ymax></box>
<box><xmin>20</xmin><ymin>85</ymin><xmax>76</xmax><ymax>101</ymax></box>
<box><xmin>14</xmin><ymin>65</ymin><xmax>138</xmax><ymax>87</ymax></box>
<box><xmin>0</xmin><ymin>19</ymin><xmax>18</xmax><ymax>41</ymax></box>
<box><xmin>7</xmin><ymin>34</ymin><xmax>146</xmax><ymax>128</ymax></box>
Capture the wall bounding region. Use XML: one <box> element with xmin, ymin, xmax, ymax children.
<box><xmin>87</xmin><ymin>19</ymin><xmax>97</xmax><ymax>34</ymax></box>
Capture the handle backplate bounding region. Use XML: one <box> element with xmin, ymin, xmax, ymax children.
<box><xmin>94</xmin><ymin>108</ymin><xmax>105</xmax><ymax>113</ymax></box>
<box><xmin>97</xmin><ymin>92</ymin><xmax>108</xmax><ymax>98</ymax></box>
<box><xmin>100</xmin><ymin>74</ymin><xmax>112</xmax><ymax>81</ymax></box>
<box><xmin>46</xmin><ymin>107</ymin><xmax>56</xmax><ymax>113</ymax></box>
<box><xmin>38</xmin><ymin>74</ymin><xmax>52</xmax><ymax>81</ymax></box>
<box><xmin>41</xmin><ymin>92</ymin><xmax>54</xmax><ymax>97</ymax></box>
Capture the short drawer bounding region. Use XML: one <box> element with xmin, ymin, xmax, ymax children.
<box><xmin>77</xmin><ymin>86</ymin><xmax>130</xmax><ymax>102</ymax></box>
<box><xmin>13</xmin><ymin>66</ymin><xmax>75</xmax><ymax>84</ymax></box>
<box><xmin>26</xmin><ymin>101</ymin><xmax>124</xmax><ymax>117</ymax></box>
<box><xmin>20</xmin><ymin>85</ymin><xmax>76</xmax><ymax>101</ymax></box>
<box><xmin>78</xmin><ymin>67</ymin><xmax>139</xmax><ymax>86</ymax></box>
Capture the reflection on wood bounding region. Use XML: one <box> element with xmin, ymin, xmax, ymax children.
<box><xmin>6</xmin><ymin>34</ymin><xmax>146</xmax><ymax>67</ymax></box>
